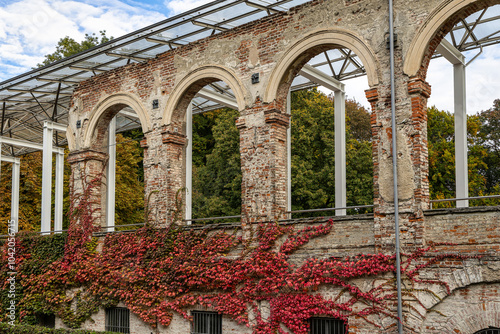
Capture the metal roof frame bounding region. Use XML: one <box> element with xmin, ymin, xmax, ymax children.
<box><xmin>1</xmin><ymin>1</ymin><xmax>500</xmax><ymax>157</ymax></box>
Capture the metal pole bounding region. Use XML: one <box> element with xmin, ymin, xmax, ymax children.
<box><xmin>454</xmin><ymin>63</ymin><xmax>468</xmax><ymax>208</ymax></box>
<box><xmin>41</xmin><ymin>121</ymin><xmax>53</xmax><ymax>233</ymax></box>
<box><xmin>11</xmin><ymin>158</ymin><xmax>20</xmax><ymax>233</ymax></box>
<box><xmin>106</xmin><ymin>117</ymin><xmax>116</xmax><ymax>232</ymax></box>
<box><xmin>1</xmin><ymin>102</ymin><xmax>5</xmax><ymax>136</ymax></box>
<box><xmin>54</xmin><ymin>150</ymin><xmax>64</xmax><ymax>233</ymax></box>
<box><xmin>334</xmin><ymin>90</ymin><xmax>346</xmax><ymax>216</ymax></box>
<box><xmin>186</xmin><ymin>104</ymin><xmax>193</xmax><ymax>223</ymax></box>
<box><xmin>388</xmin><ymin>0</ymin><xmax>404</xmax><ymax>332</ymax></box>
<box><xmin>286</xmin><ymin>91</ymin><xmax>292</xmax><ymax>216</ymax></box>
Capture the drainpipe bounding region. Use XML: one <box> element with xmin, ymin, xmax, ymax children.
<box><xmin>388</xmin><ymin>0</ymin><xmax>404</xmax><ymax>332</ymax></box>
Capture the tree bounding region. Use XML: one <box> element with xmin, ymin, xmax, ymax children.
<box><xmin>114</xmin><ymin>133</ymin><xmax>145</xmax><ymax>226</ymax></box>
<box><xmin>37</xmin><ymin>31</ymin><xmax>112</xmax><ymax>67</ymax></box>
<box><xmin>192</xmin><ymin>108</ymin><xmax>241</xmax><ymax>220</ymax></box>
<box><xmin>478</xmin><ymin>99</ymin><xmax>500</xmax><ymax>194</ymax></box>
<box><xmin>427</xmin><ymin>106</ymin><xmax>488</xmax><ymax>207</ymax></box>
<box><xmin>290</xmin><ymin>88</ymin><xmax>373</xmax><ymax>215</ymax></box>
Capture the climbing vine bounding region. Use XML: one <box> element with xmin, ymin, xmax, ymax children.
<box><xmin>0</xmin><ymin>177</ymin><xmax>477</xmax><ymax>332</ymax></box>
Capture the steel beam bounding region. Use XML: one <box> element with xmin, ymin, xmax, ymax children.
<box><xmin>41</xmin><ymin>122</ymin><xmax>54</xmax><ymax>233</ymax></box>
<box><xmin>454</xmin><ymin>62</ymin><xmax>468</xmax><ymax>207</ymax></box>
<box><xmin>196</xmin><ymin>88</ymin><xmax>239</xmax><ymax>110</ymax></box>
<box><xmin>299</xmin><ymin>64</ymin><xmax>345</xmax><ymax>92</ymax></box>
<box><xmin>299</xmin><ymin>64</ymin><xmax>347</xmax><ymax>214</ymax></box>
<box><xmin>436</xmin><ymin>39</ymin><xmax>465</xmax><ymax>65</ymax></box>
<box><xmin>1</xmin><ymin>156</ymin><xmax>21</xmax><ymax>233</ymax></box>
<box><xmin>438</xmin><ymin>39</ymin><xmax>468</xmax><ymax>207</ymax></box>
<box><xmin>334</xmin><ymin>90</ymin><xmax>347</xmax><ymax>216</ymax></box>
<box><xmin>186</xmin><ymin>104</ymin><xmax>193</xmax><ymax>223</ymax></box>
<box><xmin>54</xmin><ymin>151</ymin><xmax>64</xmax><ymax>233</ymax></box>
<box><xmin>106</xmin><ymin>117</ymin><xmax>116</xmax><ymax>231</ymax></box>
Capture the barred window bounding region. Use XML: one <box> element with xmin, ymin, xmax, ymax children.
<box><xmin>191</xmin><ymin>311</ymin><xmax>222</xmax><ymax>334</ymax></box>
<box><xmin>36</xmin><ymin>313</ymin><xmax>55</xmax><ymax>328</ymax></box>
<box><xmin>474</xmin><ymin>328</ymin><xmax>500</xmax><ymax>334</ymax></box>
<box><xmin>309</xmin><ymin>317</ymin><xmax>346</xmax><ymax>334</ymax></box>
<box><xmin>105</xmin><ymin>307</ymin><xmax>130</xmax><ymax>333</ymax></box>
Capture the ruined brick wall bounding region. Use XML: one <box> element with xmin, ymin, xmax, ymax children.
<box><xmin>65</xmin><ymin>0</ymin><xmax>500</xmax><ymax>332</ymax></box>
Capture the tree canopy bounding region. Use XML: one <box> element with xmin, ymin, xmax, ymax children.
<box><xmin>36</xmin><ymin>31</ymin><xmax>112</xmax><ymax>67</ymax></box>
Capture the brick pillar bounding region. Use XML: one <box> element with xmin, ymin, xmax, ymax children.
<box><xmin>366</xmin><ymin>77</ymin><xmax>430</xmax><ymax>252</ymax></box>
<box><xmin>237</xmin><ymin>107</ymin><xmax>290</xmax><ymax>224</ymax></box>
<box><xmin>68</xmin><ymin>149</ymin><xmax>108</xmax><ymax>227</ymax></box>
<box><xmin>159</xmin><ymin>127</ymin><xmax>187</xmax><ymax>225</ymax></box>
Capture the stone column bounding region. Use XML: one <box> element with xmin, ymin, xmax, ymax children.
<box><xmin>237</xmin><ymin>106</ymin><xmax>290</xmax><ymax>224</ymax></box>
<box><xmin>68</xmin><ymin>150</ymin><xmax>108</xmax><ymax>228</ymax></box>
<box><xmin>366</xmin><ymin>76</ymin><xmax>430</xmax><ymax>251</ymax></box>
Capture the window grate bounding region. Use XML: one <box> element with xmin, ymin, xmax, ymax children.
<box><xmin>310</xmin><ymin>317</ymin><xmax>346</xmax><ymax>334</ymax></box>
<box><xmin>105</xmin><ymin>307</ymin><xmax>130</xmax><ymax>334</ymax></box>
<box><xmin>191</xmin><ymin>311</ymin><xmax>222</xmax><ymax>334</ymax></box>
<box><xmin>474</xmin><ymin>328</ymin><xmax>500</xmax><ymax>334</ymax></box>
<box><xmin>36</xmin><ymin>313</ymin><xmax>55</xmax><ymax>328</ymax></box>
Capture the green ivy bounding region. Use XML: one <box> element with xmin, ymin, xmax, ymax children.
<box><xmin>0</xmin><ymin>322</ymin><xmax>119</xmax><ymax>333</ymax></box>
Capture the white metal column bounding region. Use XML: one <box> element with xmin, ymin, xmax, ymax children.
<box><xmin>334</xmin><ymin>90</ymin><xmax>347</xmax><ymax>216</ymax></box>
<box><xmin>1</xmin><ymin>154</ymin><xmax>20</xmax><ymax>233</ymax></box>
<box><xmin>106</xmin><ymin>117</ymin><xmax>116</xmax><ymax>232</ymax></box>
<box><xmin>454</xmin><ymin>63</ymin><xmax>468</xmax><ymax>207</ymax></box>
<box><xmin>41</xmin><ymin>121</ymin><xmax>54</xmax><ymax>233</ymax></box>
<box><xmin>11</xmin><ymin>157</ymin><xmax>20</xmax><ymax>233</ymax></box>
<box><xmin>436</xmin><ymin>39</ymin><xmax>468</xmax><ymax>207</ymax></box>
<box><xmin>287</xmin><ymin>91</ymin><xmax>292</xmax><ymax>216</ymax></box>
<box><xmin>186</xmin><ymin>104</ymin><xmax>193</xmax><ymax>223</ymax></box>
<box><xmin>54</xmin><ymin>149</ymin><xmax>64</xmax><ymax>232</ymax></box>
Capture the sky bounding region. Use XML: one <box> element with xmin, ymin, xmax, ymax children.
<box><xmin>0</xmin><ymin>0</ymin><xmax>499</xmax><ymax>115</ymax></box>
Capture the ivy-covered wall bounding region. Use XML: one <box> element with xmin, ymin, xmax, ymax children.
<box><xmin>3</xmin><ymin>211</ymin><xmax>493</xmax><ymax>334</ymax></box>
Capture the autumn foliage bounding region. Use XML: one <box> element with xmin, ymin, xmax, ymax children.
<box><xmin>1</xmin><ymin>179</ymin><xmax>475</xmax><ymax>332</ymax></box>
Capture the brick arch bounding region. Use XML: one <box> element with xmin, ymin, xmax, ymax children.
<box><xmin>419</xmin><ymin>282</ymin><xmax>500</xmax><ymax>333</ymax></box>
<box><xmin>162</xmin><ymin>65</ymin><xmax>247</xmax><ymax>127</ymax></box>
<box><xmin>403</xmin><ymin>0</ymin><xmax>500</xmax><ymax>79</ymax></box>
<box><xmin>83</xmin><ymin>92</ymin><xmax>151</xmax><ymax>149</ymax></box>
<box><xmin>264</xmin><ymin>28</ymin><xmax>380</xmax><ymax>105</ymax></box>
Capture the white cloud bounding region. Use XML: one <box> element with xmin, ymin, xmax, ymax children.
<box><xmin>0</xmin><ymin>0</ymin><xmax>166</xmax><ymax>81</ymax></box>
<box><xmin>164</xmin><ymin>0</ymin><xmax>212</xmax><ymax>15</ymax></box>
<box><xmin>427</xmin><ymin>44</ymin><xmax>500</xmax><ymax>114</ymax></box>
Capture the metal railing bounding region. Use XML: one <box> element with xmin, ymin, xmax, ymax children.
<box><xmin>430</xmin><ymin>194</ymin><xmax>500</xmax><ymax>209</ymax></box>
<box><xmin>184</xmin><ymin>215</ymin><xmax>241</xmax><ymax>223</ymax></box>
<box><xmin>286</xmin><ymin>204</ymin><xmax>374</xmax><ymax>215</ymax></box>
<box><xmin>0</xmin><ymin>223</ymin><xmax>147</xmax><ymax>239</ymax></box>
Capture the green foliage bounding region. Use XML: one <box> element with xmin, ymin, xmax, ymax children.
<box><xmin>477</xmin><ymin>99</ymin><xmax>500</xmax><ymax>201</ymax></box>
<box><xmin>290</xmin><ymin>89</ymin><xmax>373</xmax><ymax>215</ymax></box>
<box><xmin>0</xmin><ymin>233</ymin><xmax>66</xmax><ymax>326</ymax></box>
<box><xmin>37</xmin><ymin>31</ymin><xmax>112</xmax><ymax>68</ymax></box>
<box><xmin>0</xmin><ymin>322</ymin><xmax>119</xmax><ymax>333</ymax></box>
<box><xmin>114</xmin><ymin>134</ymin><xmax>145</xmax><ymax>227</ymax></box>
<box><xmin>427</xmin><ymin>106</ymin><xmax>489</xmax><ymax>207</ymax></box>
<box><xmin>291</xmin><ymin>89</ymin><xmax>336</xmax><ymax>212</ymax></box>
<box><xmin>192</xmin><ymin>108</ymin><xmax>241</xmax><ymax>220</ymax></box>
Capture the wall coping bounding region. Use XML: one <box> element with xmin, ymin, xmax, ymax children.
<box><xmin>424</xmin><ymin>205</ymin><xmax>500</xmax><ymax>216</ymax></box>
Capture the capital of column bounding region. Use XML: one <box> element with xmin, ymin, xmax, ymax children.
<box><xmin>365</xmin><ymin>87</ymin><xmax>379</xmax><ymax>104</ymax></box>
<box><xmin>139</xmin><ymin>138</ymin><xmax>149</xmax><ymax>149</ymax></box>
<box><xmin>68</xmin><ymin>149</ymin><xmax>108</xmax><ymax>165</ymax></box>
<box><xmin>407</xmin><ymin>77</ymin><xmax>431</xmax><ymax>98</ymax></box>
<box><xmin>264</xmin><ymin>109</ymin><xmax>290</xmax><ymax>128</ymax></box>
<box><xmin>162</xmin><ymin>131</ymin><xmax>187</xmax><ymax>146</ymax></box>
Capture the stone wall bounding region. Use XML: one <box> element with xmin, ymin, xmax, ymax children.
<box><xmin>65</xmin><ymin>0</ymin><xmax>500</xmax><ymax>332</ymax></box>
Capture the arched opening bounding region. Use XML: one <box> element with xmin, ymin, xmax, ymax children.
<box><xmin>412</xmin><ymin>2</ymin><xmax>500</xmax><ymax>208</ymax></box>
<box><xmin>268</xmin><ymin>31</ymin><xmax>378</xmax><ymax>218</ymax></box>
<box><xmin>164</xmin><ymin>68</ymin><xmax>246</xmax><ymax>224</ymax></box>
<box><xmin>83</xmin><ymin>94</ymin><xmax>149</xmax><ymax>231</ymax></box>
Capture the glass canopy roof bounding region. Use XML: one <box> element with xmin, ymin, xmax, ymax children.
<box><xmin>1</xmin><ymin>1</ymin><xmax>499</xmax><ymax>157</ymax></box>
